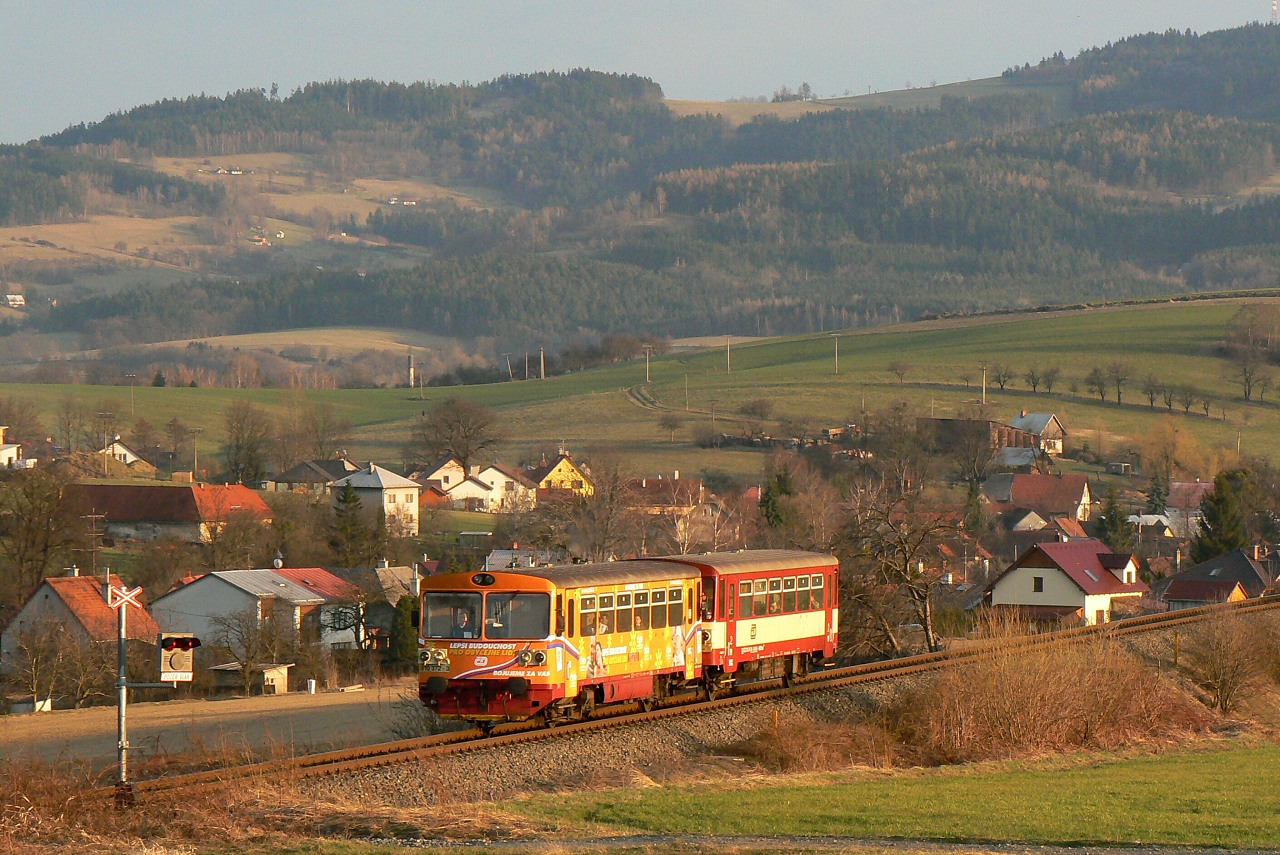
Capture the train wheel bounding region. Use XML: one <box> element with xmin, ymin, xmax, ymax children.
<box><xmin>638</xmin><ymin>697</ymin><xmax>654</xmax><ymax>713</ymax></box>
<box><xmin>577</xmin><ymin>690</ymin><xmax>596</xmax><ymax>720</ymax></box>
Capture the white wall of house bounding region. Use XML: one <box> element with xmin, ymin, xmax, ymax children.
<box><xmin>446</xmin><ymin>478</ymin><xmax>493</xmax><ymax>510</ymax></box>
<box><xmin>150</xmin><ymin>577</ymin><xmax>260</xmax><ymax>645</ymax></box>
<box><xmin>990</xmin><ymin>564</ymin><xmax>1083</xmax><ymax>610</ymax></box>
<box><xmin>0</xmin><ymin>587</ymin><xmax>83</xmax><ymax>673</ymax></box>
<box><xmin>425</xmin><ymin>459</ymin><xmax>466</xmax><ymax>488</ymax></box>
<box><xmin>474</xmin><ymin>466</ymin><xmax>536</xmax><ymax>511</ymax></box>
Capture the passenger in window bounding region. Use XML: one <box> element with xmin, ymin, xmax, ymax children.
<box><xmin>597</xmin><ymin>613</ymin><xmax>611</xmax><ymax>635</ymax></box>
<box><xmin>769</xmin><ymin>594</ymin><xmax>782</xmax><ymax>614</ymax></box>
<box><xmin>700</xmin><ymin>593</ymin><xmax>712</xmax><ymax>621</ymax></box>
<box><xmin>451</xmin><ymin>610</ymin><xmax>475</xmax><ymax>639</ymax></box>
<box><xmin>634</xmin><ymin>610</ymin><xmax>647</xmax><ymax>631</ymax></box>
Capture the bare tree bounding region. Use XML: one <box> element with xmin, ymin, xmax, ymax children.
<box><xmin>1229</xmin><ymin>348</ymin><xmax>1269</xmax><ymax>402</ymax></box>
<box><xmin>1085</xmin><ymin>367</ymin><xmax>1109</xmax><ymax>402</ymax></box>
<box><xmin>1183</xmin><ymin>610</ymin><xmax>1264</xmax><ymax>714</ymax></box>
<box><xmin>1023</xmin><ymin>366</ymin><xmax>1042</xmax><ymax>393</ymax></box>
<box><xmin>1162</xmin><ymin>385</ymin><xmax>1176</xmax><ymax>411</ymax></box>
<box><xmin>210</xmin><ymin>604</ymin><xmax>299</xmax><ymax>696</ymax></box>
<box><xmin>1177</xmin><ymin>387</ymin><xmax>1198</xmax><ymax>414</ymax></box>
<box><xmin>8</xmin><ymin>616</ymin><xmax>68</xmax><ymax>705</ymax></box>
<box><xmin>843</xmin><ymin>480</ymin><xmax>958</xmax><ymax>653</ymax></box>
<box><xmin>56</xmin><ymin>396</ymin><xmax>90</xmax><ymax>453</ymax></box>
<box><xmin>1106</xmin><ymin>361</ymin><xmax>1132</xmax><ymax>405</ymax></box>
<box><xmin>1141</xmin><ymin>374</ymin><xmax>1161</xmax><ymax>408</ymax></box>
<box><xmin>0</xmin><ymin>470</ymin><xmax>85</xmax><ymax>617</ymax></box>
<box><xmin>1042</xmin><ymin>366</ymin><xmax>1060</xmax><ymax>395</ymax></box>
<box><xmin>887</xmin><ymin>361</ymin><xmax>912</xmax><ymax>384</ymax></box>
<box><xmin>538</xmin><ymin>454</ymin><xmax>643</xmax><ymax>562</ymax></box>
<box><xmin>658</xmin><ymin>413</ymin><xmax>684</xmax><ymax>443</ymax></box>
<box><xmin>992</xmin><ymin>364</ymin><xmax>1014</xmax><ymax>391</ymax></box>
<box><xmin>405</xmin><ymin>397</ymin><xmax>503</xmax><ymax>470</ymax></box>
<box><xmin>737</xmin><ymin>399</ymin><xmax>774</xmax><ymax>440</ymax></box>
<box><xmin>223</xmin><ymin>400</ymin><xmax>272</xmax><ymax>485</ymax></box>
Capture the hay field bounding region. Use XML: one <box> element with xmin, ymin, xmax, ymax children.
<box><xmin>0</xmin><ymin>214</ymin><xmax>207</xmax><ymax>266</ymax></box>
<box><xmin>664</xmin><ymin>99</ymin><xmax>838</xmax><ymax>125</ymax></box>
<box><xmin>137</xmin><ymin>326</ymin><xmax>461</xmax><ymax>356</ymax></box>
<box><xmin>823</xmin><ymin>76</ymin><xmax>1074</xmax><ymax>116</ymax></box>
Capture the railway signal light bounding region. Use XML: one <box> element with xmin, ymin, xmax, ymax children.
<box><xmin>157</xmin><ymin>633</ymin><xmax>201</xmax><ymax>682</ymax></box>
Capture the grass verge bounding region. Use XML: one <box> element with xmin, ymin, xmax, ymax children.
<box><xmin>508</xmin><ymin>741</ymin><xmax>1280</xmax><ymax>849</ymax></box>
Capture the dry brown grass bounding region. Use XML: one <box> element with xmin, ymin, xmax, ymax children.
<box><xmin>663</xmin><ymin>99</ymin><xmax>838</xmax><ymax>126</ymax></box>
<box><xmin>892</xmin><ymin>637</ymin><xmax>1211</xmax><ymax>764</ymax></box>
<box><xmin>729</xmin><ymin>708</ymin><xmax>895</xmax><ymax>773</ymax></box>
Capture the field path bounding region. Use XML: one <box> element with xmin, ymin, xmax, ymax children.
<box><xmin>0</xmin><ymin>679</ymin><xmax>415</xmax><ymax>769</ymax></box>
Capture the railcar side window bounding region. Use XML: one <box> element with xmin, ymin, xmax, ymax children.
<box><xmin>738</xmin><ymin>582</ymin><xmax>752</xmax><ymax>620</ymax></box>
<box><xmin>422</xmin><ymin>592</ymin><xmax>482</xmax><ymax>639</ymax></box>
<box><xmin>668</xmin><ymin>587</ymin><xmax>683</xmax><ymax>626</ymax></box>
<box><xmin>580</xmin><ymin>595</ymin><xmax>597</xmax><ymax>636</ymax></box>
<box><xmin>810</xmin><ymin>575</ymin><xmax>824</xmax><ymax>609</ymax></box>
<box><xmin>768</xmin><ymin>579</ymin><xmax>782</xmax><ymax>614</ymax></box>
<box><xmin>797</xmin><ymin>576</ymin><xmax>810</xmax><ymax>610</ymax></box>
<box><xmin>783</xmin><ymin>577</ymin><xmax>797</xmax><ymax>613</ymax></box>
<box><xmin>616</xmin><ymin>593</ymin><xmax>633</xmax><ymax>633</ymax></box>
<box><xmin>754</xmin><ymin>580</ymin><xmax>768</xmax><ymax>617</ymax></box>
<box><xmin>568</xmin><ymin>598</ymin><xmax>576</xmax><ymax>638</ymax></box>
<box><xmin>651</xmin><ymin>589</ymin><xmax>667</xmax><ymax>629</ymax></box>
<box><xmin>634</xmin><ymin>592</ymin><xmax>649</xmax><ymax>630</ymax></box>
<box><xmin>598</xmin><ymin>594</ymin><xmax>615</xmax><ymax>635</ymax></box>
<box><xmin>718</xmin><ymin>578</ymin><xmax>727</xmax><ymax>620</ymax></box>
<box><xmin>484</xmin><ymin>593</ymin><xmax>551</xmax><ymax>640</ymax></box>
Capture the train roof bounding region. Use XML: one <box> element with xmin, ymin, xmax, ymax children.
<box><xmin>648</xmin><ymin>549</ymin><xmax>838</xmax><ymax>575</ymax></box>
<box><xmin>423</xmin><ymin>559</ymin><xmax>701</xmax><ymax>591</ymax></box>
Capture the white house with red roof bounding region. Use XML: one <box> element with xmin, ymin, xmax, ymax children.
<box><xmin>67</xmin><ymin>482</ymin><xmax>272</xmax><ymax>543</ymax></box>
<box><xmin>149</xmin><ymin>567</ymin><xmax>362</xmax><ymax>650</ymax></box>
<box><xmin>985</xmin><ymin>539</ymin><xmax>1148</xmax><ymax>625</ymax></box>
<box><xmin>1</xmin><ymin>572</ymin><xmax>160</xmax><ymax>674</ymax></box>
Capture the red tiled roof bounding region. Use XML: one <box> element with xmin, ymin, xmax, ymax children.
<box><xmin>1052</xmin><ymin>516</ymin><xmax>1088</xmax><ymax>539</ymax></box>
<box><xmin>1036</xmin><ymin>540</ymin><xmax>1148</xmax><ymax>596</ymax></box>
<box><xmin>69</xmin><ymin>483</ymin><xmax>271</xmax><ymax>524</ymax></box>
<box><xmin>272</xmin><ymin>567</ymin><xmax>360</xmax><ymax>603</ymax></box>
<box><xmin>45</xmin><ymin>574</ymin><xmax>160</xmax><ymax>642</ymax></box>
<box><xmin>1169</xmin><ymin>480</ymin><xmax>1213</xmax><ymax>510</ymax></box>
<box><xmin>1010</xmin><ymin>474</ymin><xmax>1089</xmax><ymax>514</ymax></box>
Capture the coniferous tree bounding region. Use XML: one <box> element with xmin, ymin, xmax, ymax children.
<box><xmin>1191</xmin><ymin>469</ymin><xmax>1252</xmax><ymax>563</ymax></box>
<box><xmin>387</xmin><ymin>595</ymin><xmax>418</xmax><ymax>668</ymax></box>
<box><xmin>1144</xmin><ymin>471</ymin><xmax>1169</xmax><ymax>515</ymax></box>
<box><xmin>331</xmin><ymin>482</ymin><xmax>372</xmax><ymax>567</ymax></box>
<box><xmin>1097</xmin><ymin>487</ymin><xmax>1137</xmax><ymax>553</ymax></box>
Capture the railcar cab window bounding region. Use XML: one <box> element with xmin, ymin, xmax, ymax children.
<box><xmin>651</xmin><ymin>589</ymin><xmax>667</xmax><ymax>629</ymax></box>
<box><xmin>580</xmin><ymin>596</ymin><xmax>597</xmax><ymax>636</ymax></box>
<box><xmin>616</xmin><ymin>593</ymin><xmax>633</xmax><ymax>633</ymax></box>
<box><xmin>783</xmin><ymin>577</ymin><xmax>797</xmax><ymax>612</ymax></box>
<box><xmin>484</xmin><ymin>592</ymin><xmax>551</xmax><ymax>639</ymax></box>
<box><xmin>633</xmin><ymin>592</ymin><xmax>649</xmax><ymax>630</ymax></box>
<box><xmin>810</xmin><ymin>574</ymin><xmax>824</xmax><ymax>609</ymax></box>
<box><xmin>423</xmin><ymin>592</ymin><xmax>481</xmax><ymax>639</ymax></box>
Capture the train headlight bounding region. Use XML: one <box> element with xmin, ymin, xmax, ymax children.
<box><xmin>533</xmin><ymin>651</ymin><xmax>547</xmax><ymax>665</ymax></box>
<box><xmin>516</xmin><ymin>650</ymin><xmax>532</xmax><ymax>665</ymax></box>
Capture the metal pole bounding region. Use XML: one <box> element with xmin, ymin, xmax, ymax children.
<box><xmin>725</xmin><ymin>336</ymin><xmax>731</xmax><ymax>374</ymax></box>
<box><xmin>116</xmin><ymin>591</ymin><xmax>132</xmax><ymax>806</ymax></box>
<box><xmin>644</xmin><ymin>346</ymin><xmax>652</xmax><ymax>383</ymax></box>
<box><xmin>831</xmin><ymin>333</ymin><xmax>839</xmax><ymax>375</ymax></box>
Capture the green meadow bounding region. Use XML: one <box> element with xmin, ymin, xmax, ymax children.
<box><xmin>509</xmin><ymin>741</ymin><xmax>1280</xmax><ymax>848</ymax></box>
<box><xmin>4</xmin><ymin>297</ymin><xmax>1274</xmax><ymax>478</ymax></box>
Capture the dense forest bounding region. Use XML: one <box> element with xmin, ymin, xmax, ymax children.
<box><xmin>8</xmin><ymin>26</ymin><xmax>1280</xmax><ymax>355</ymax></box>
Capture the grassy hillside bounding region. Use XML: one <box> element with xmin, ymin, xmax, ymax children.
<box><xmin>4</xmin><ymin>297</ymin><xmax>1272</xmax><ymax>480</ymax></box>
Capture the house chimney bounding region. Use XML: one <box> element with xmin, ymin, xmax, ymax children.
<box><xmin>1254</xmin><ymin>544</ymin><xmax>1261</xmax><ymax>561</ymax></box>
<box><xmin>1020</xmin><ymin>410</ymin><xmax>1027</xmax><ymax>418</ymax></box>
<box><xmin>67</xmin><ymin>564</ymin><xmax>79</xmax><ymax>577</ymax></box>
<box><xmin>377</xmin><ymin>557</ymin><xmax>389</xmax><ymax>569</ymax></box>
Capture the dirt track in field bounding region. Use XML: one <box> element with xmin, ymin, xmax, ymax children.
<box><xmin>0</xmin><ymin>678</ymin><xmax>416</xmax><ymax>769</ymax></box>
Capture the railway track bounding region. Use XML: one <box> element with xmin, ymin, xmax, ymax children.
<box><xmin>131</xmin><ymin>595</ymin><xmax>1280</xmax><ymax>798</ymax></box>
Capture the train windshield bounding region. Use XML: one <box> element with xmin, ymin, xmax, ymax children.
<box><xmin>423</xmin><ymin>592</ymin><xmax>483</xmax><ymax>639</ymax></box>
<box><xmin>483</xmin><ymin>592</ymin><xmax>551</xmax><ymax>640</ymax></box>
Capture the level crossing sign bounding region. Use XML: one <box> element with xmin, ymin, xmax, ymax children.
<box><xmin>107</xmin><ymin>586</ymin><xmax>143</xmax><ymax>610</ymax></box>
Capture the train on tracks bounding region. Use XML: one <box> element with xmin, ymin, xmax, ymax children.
<box><xmin>418</xmin><ymin>549</ymin><xmax>839</xmax><ymax>726</ymax></box>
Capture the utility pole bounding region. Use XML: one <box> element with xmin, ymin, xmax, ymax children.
<box><xmin>725</xmin><ymin>335</ymin><xmax>731</xmax><ymax>374</ymax></box>
<box><xmin>830</xmin><ymin>333</ymin><xmax>839</xmax><ymax>375</ymax></box>
<box><xmin>524</xmin><ymin>352</ymin><xmax>529</xmax><ymax>381</ymax></box>
<box><xmin>190</xmin><ymin>427</ymin><xmax>205</xmax><ymax>482</ymax></box>
<box><xmin>643</xmin><ymin>345</ymin><xmax>653</xmax><ymax>383</ymax></box>
<box><xmin>125</xmin><ymin>374</ymin><xmax>137</xmax><ymax>415</ymax></box>
<box><xmin>684</xmin><ymin>374</ymin><xmax>689</xmax><ymax>411</ymax></box>
<box><xmin>539</xmin><ymin>347</ymin><xmax>545</xmax><ymax>380</ymax></box>
<box><xmin>98</xmin><ymin>411</ymin><xmax>113</xmax><ymax>477</ymax></box>
<box><xmin>502</xmin><ymin>353</ymin><xmax>513</xmax><ymax>381</ymax></box>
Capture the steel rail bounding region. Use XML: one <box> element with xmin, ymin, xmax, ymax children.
<box><xmin>130</xmin><ymin>594</ymin><xmax>1280</xmax><ymax>796</ymax></box>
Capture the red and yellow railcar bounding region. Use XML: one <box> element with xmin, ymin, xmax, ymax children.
<box><xmin>418</xmin><ymin>561</ymin><xmax>702</xmax><ymax>725</ymax></box>
<box><xmin>418</xmin><ymin>550</ymin><xmax>838</xmax><ymax>726</ymax></box>
<box><xmin>656</xmin><ymin>550</ymin><xmax>839</xmax><ymax>695</ymax></box>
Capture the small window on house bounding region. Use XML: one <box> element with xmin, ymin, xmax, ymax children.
<box><xmin>1033</xmin><ymin>576</ymin><xmax>1044</xmax><ymax>593</ymax></box>
<box><xmin>572</xmin><ymin>479</ymin><xmax>584</xmax><ymax>489</ymax></box>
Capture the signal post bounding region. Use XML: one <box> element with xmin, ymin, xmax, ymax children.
<box><xmin>107</xmin><ymin>585</ymin><xmax>200</xmax><ymax>807</ymax></box>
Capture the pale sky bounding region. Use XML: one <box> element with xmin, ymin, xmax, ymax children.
<box><xmin>0</xmin><ymin>1</ymin><xmax>1268</xmax><ymax>145</ymax></box>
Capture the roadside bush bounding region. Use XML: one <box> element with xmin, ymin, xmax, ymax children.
<box><xmin>730</xmin><ymin>708</ymin><xmax>894</xmax><ymax>772</ymax></box>
<box><xmin>1181</xmin><ymin>610</ymin><xmax>1268</xmax><ymax>714</ymax></box>
<box><xmin>891</xmin><ymin>638</ymin><xmax>1208</xmax><ymax>764</ymax></box>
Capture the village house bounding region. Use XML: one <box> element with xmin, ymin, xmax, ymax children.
<box><xmin>328</xmin><ymin>561</ymin><xmax>422</xmax><ymax>650</ymax></box>
<box><xmin>67</xmin><ymin>482</ymin><xmax>273</xmax><ymax>543</ymax></box>
<box><xmin>330</xmin><ymin>464</ymin><xmax>420</xmax><ymax>536</ymax></box>
<box><xmin>1166</xmin><ymin>480</ymin><xmax>1214</xmax><ymax>538</ymax></box>
<box><xmin>0</xmin><ymin>571</ymin><xmax>160</xmax><ymax>679</ymax></box>
<box><xmin>982</xmin><ymin>472</ymin><xmax>1093</xmax><ymax>522</ymax></box>
<box><xmin>984</xmin><ymin>539</ymin><xmax>1148</xmax><ymax>625</ymax></box>
<box><xmin>409</xmin><ymin>454</ymin><xmax>467</xmax><ymax>491</ymax></box>
<box><xmin>1150</xmin><ymin>548</ymin><xmax>1276</xmax><ymax>608</ymax></box>
<box><xmin>472</xmin><ymin>462</ymin><xmax>539</xmax><ymax>512</ymax></box>
<box><xmin>263</xmin><ymin>458</ymin><xmax>360</xmax><ymax>495</ymax></box>
<box><xmin>524</xmin><ymin>450</ymin><xmax>594</xmax><ymax>498</ymax></box>
<box><xmin>1009</xmin><ymin>412</ymin><xmax>1068</xmax><ymax>456</ymax></box>
<box><xmin>97</xmin><ymin>440</ymin><xmax>157</xmax><ymax>478</ymax></box>
<box><xmin>0</xmin><ymin>425</ymin><xmax>23</xmax><ymax>468</ymax></box>
<box><xmin>150</xmin><ymin>567</ymin><xmax>362</xmax><ymax>650</ymax></box>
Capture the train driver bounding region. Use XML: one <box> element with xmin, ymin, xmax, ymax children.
<box><xmin>452</xmin><ymin>610</ymin><xmax>476</xmax><ymax>639</ymax></box>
